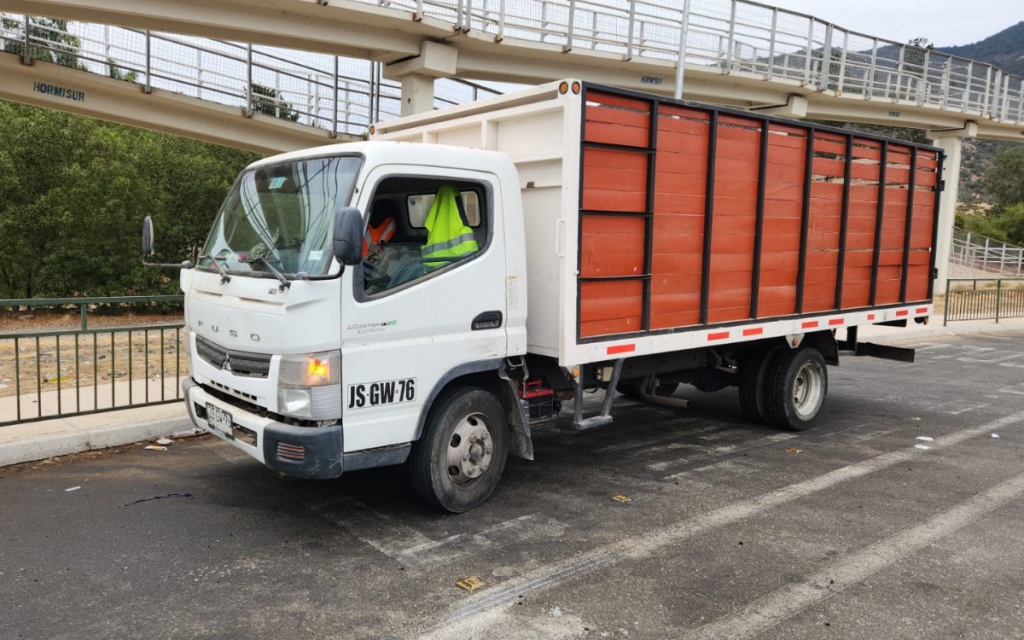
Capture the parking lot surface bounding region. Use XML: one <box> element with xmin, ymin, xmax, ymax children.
<box><xmin>4</xmin><ymin>332</ymin><xmax>1024</xmax><ymax>639</ymax></box>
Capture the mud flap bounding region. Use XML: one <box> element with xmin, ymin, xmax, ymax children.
<box><xmin>498</xmin><ymin>369</ymin><xmax>534</xmax><ymax>460</ymax></box>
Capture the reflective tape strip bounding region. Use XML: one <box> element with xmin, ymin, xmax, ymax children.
<box><xmin>422</xmin><ymin>232</ymin><xmax>477</xmax><ymax>256</ymax></box>
<box><xmin>379</xmin><ymin>219</ymin><xmax>396</xmax><ymax>242</ymax></box>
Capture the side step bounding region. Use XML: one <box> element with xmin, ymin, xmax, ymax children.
<box><xmin>572</xmin><ymin>359</ymin><xmax>623</xmax><ymax>431</ymax></box>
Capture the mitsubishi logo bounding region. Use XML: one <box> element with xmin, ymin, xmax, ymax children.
<box><xmin>222</xmin><ymin>355</ymin><xmax>233</xmax><ymax>372</ymax></box>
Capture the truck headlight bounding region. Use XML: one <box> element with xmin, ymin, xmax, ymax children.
<box><xmin>278</xmin><ymin>351</ymin><xmax>341</xmax><ymax>387</ymax></box>
<box><xmin>277</xmin><ymin>351</ymin><xmax>342</xmax><ymax>420</ymax></box>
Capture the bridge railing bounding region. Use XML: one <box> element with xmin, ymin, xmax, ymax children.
<box><xmin>0</xmin><ymin>14</ymin><xmax>501</xmax><ymax>136</ymax></box>
<box><xmin>366</xmin><ymin>0</ymin><xmax>1024</xmax><ymax>123</ymax></box>
<box><xmin>944</xmin><ymin>279</ymin><xmax>1024</xmax><ymax>325</ymax></box>
<box><xmin>951</xmin><ymin>228</ymin><xmax>1024</xmax><ymax>277</ymax></box>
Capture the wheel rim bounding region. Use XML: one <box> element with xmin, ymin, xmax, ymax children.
<box><xmin>792</xmin><ymin>361</ymin><xmax>825</xmax><ymax>419</ymax></box>
<box><xmin>446</xmin><ymin>412</ymin><xmax>495</xmax><ymax>489</ymax></box>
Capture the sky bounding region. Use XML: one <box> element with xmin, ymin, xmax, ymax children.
<box><xmin>763</xmin><ymin>0</ymin><xmax>1023</xmax><ymax>48</ymax></box>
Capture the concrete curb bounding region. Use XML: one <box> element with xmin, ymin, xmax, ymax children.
<box><xmin>0</xmin><ymin>416</ymin><xmax>194</xmax><ymax>468</ymax></box>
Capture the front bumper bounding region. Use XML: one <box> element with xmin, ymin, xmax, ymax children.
<box><xmin>182</xmin><ymin>377</ymin><xmax>344</xmax><ymax>479</ymax></box>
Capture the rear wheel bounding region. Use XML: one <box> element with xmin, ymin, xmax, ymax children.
<box><xmin>765</xmin><ymin>347</ymin><xmax>828</xmax><ymax>431</ymax></box>
<box><xmin>738</xmin><ymin>343</ymin><xmax>786</xmax><ymax>424</ymax></box>
<box><xmin>410</xmin><ymin>387</ymin><xmax>509</xmax><ymax>513</ymax></box>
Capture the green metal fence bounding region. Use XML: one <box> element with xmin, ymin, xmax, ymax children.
<box><xmin>0</xmin><ymin>296</ymin><xmax>186</xmax><ymax>427</ymax></box>
<box><xmin>943</xmin><ymin>279</ymin><xmax>1024</xmax><ymax>326</ymax></box>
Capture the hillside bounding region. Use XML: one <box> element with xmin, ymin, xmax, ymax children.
<box><xmin>938</xmin><ymin>22</ymin><xmax>1024</xmax><ymax>204</ymax></box>
<box><xmin>939</xmin><ymin>22</ymin><xmax>1024</xmax><ymax>77</ymax></box>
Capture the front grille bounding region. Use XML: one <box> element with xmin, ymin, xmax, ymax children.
<box><xmin>196</xmin><ymin>335</ymin><xmax>271</xmax><ymax>378</ymax></box>
<box><xmin>208</xmin><ymin>380</ymin><xmax>258</xmax><ymax>403</ymax></box>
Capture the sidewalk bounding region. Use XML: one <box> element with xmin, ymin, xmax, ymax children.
<box><xmin>0</xmin><ymin>377</ymin><xmax>192</xmax><ymax>468</ymax></box>
<box><xmin>2</xmin><ymin>317</ymin><xmax>1023</xmax><ymax>469</ymax></box>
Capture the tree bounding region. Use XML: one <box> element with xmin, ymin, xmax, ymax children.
<box><xmin>250</xmin><ymin>83</ymin><xmax>301</xmax><ymax>122</ymax></box>
<box><xmin>0</xmin><ymin>100</ymin><xmax>260</xmax><ymax>299</ymax></box>
<box><xmin>982</xmin><ymin>145</ymin><xmax>1024</xmax><ymax>211</ymax></box>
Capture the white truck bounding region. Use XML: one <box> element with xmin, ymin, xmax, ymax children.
<box><xmin>144</xmin><ymin>80</ymin><xmax>942</xmax><ymax>512</ymax></box>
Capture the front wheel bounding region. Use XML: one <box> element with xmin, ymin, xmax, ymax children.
<box><xmin>410</xmin><ymin>386</ymin><xmax>509</xmax><ymax>513</ymax></box>
<box><xmin>765</xmin><ymin>347</ymin><xmax>828</xmax><ymax>431</ymax></box>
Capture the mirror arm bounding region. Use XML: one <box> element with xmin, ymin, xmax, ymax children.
<box><xmin>142</xmin><ymin>258</ymin><xmax>194</xmax><ymax>270</ymax></box>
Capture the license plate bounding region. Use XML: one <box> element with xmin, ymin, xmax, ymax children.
<box><xmin>206</xmin><ymin>403</ymin><xmax>233</xmax><ymax>435</ymax></box>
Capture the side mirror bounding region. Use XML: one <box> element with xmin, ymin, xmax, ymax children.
<box><xmin>332</xmin><ymin>207</ymin><xmax>364</xmax><ymax>268</ymax></box>
<box><xmin>141</xmin><ymin>216</ymin><xmax>193</xmax><ymax>270</ymax></box>
<box><xmin>142</xmin><ymin>216</ymin><xmax>155</xmax><ymax>257</ymax></box>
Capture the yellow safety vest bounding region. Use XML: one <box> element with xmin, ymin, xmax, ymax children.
<box><xmin>422</xmin><ymin>185</ymin><xmax>479</xmax><ymax>269</ymax></box>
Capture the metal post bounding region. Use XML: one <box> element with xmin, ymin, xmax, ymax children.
<box><xmin>564</xmin><ymin>0</ymin><xmax>575</xmax><ymax>52</ymax></box>
<box><xmin>983</xmin><ymin>237</ymin><xmax>990</xmax><ymax>271</ymax></box>
<box><xmin>415</xmin><ymin>0</ymin><xmax>424</xmax><ymax>21</ymax></box>
<box><xmin>22</xmin><ymin>14</ymin><xmax>30</xmax><ymax>65</ymax></box>
<box><xmin>984</xmin><ymin>66</ymin><xmax>992</xmax><ymax>115</ymax></box>
<box><xmin>837</xmin><ymin>30</ymin><xmax>848</xmax><ymax>93</ymax></box>
<box><xmin>943</xmin><ymin>277</ymin><xmax>950</xmax><ymax>326</ymax></box>
<box><xmin>724</xmin><ymin>0</ymin><xmax>738</xmax><ymax>74</ymax></box>
<box><xmin>766</xmin><ymin>8</ymin><xmax>778</xmax><ymax>78</ymax></box>
<box><xmin>995</xmin><ymin>278</ymin><xmax>1003</xmax><ymax>321</ymax></box>
<box><xmin>497</xmin><ymin>0</ymin><xmax>505</xmax><ymax>41</ymax></box>
<box><xmin>245</xmin><ymin>43</ymin><xmax>253</xmax><ymax>116</ymax></box>
<box><xmin>803</xmin><ymin>20</ymin><xmax>814</xmax><ymax>82</ymax></box>
<box><xmin>919</xmin><ymin>49</ymin><xmax>930</xmax><ymax>105</ymax></box>
<box><xmin>819</xmin><ymin>24</ymin><xmax>833</xmax><ymax>91</ymax></box>
<box><xmin>332</xmin><ymin>56</ymin><xmax>339</xmax><ymax>138</ymax></box>
<box><xmin>940</xmin><ymin>58</ymin><xmax>950</xmax><ymax>108</ymax></box>
<box><xmin>1018</xmin><ymin>248</ymin><xmax>1023</xmax><ymax>276</ymax></box>
<box><xmin>625</xmin><ymin>0</ymin><xmax>636</xmax><ymax>61</ymax></box>
<box><xmin>895</xmin><ymin>45</ymin><xmax>906</xmax><ymax>100</ymax></box>
<box><xmin>673</xmin><ymin>0</ymin><xmax>691</xmax><ymax>99</ymax></box>
<box><xmin>80</xmin><ymin>304</ymin><xmax>88</xmax><ymax>331</ymax></box>
<box><xmin>104</xmin><ymin>24</ymin><xmax>110</xmax><ymax>76</ymax></box>
<box><xmin>1002</xmin><ymin>74</ymin><xmax>1010</xmax><ymax>120</ymax></box>
<box><xmin>867</xmin><ymin>38</ymin><xmax>878</xmax><ymax>97</ymax></box>
<box><xmin>144</xmin><ymin>30</ymin><xmax>152</xmax><ymax>94</ymax></box>
<box><xmin>1000</xmin><ymin>245</ymin><xmax>1007</xmax><ymax>274</ymax></box>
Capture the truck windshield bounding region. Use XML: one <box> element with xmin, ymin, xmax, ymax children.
<box><xmin>198</xmin><ymin>155</ymin><xmax>361</xmax><ymax>278</ymax></box>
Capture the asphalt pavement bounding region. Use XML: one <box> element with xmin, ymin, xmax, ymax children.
<box><xmin>3</xmin><ymin>332</ymin><xmax>1024</xmax><ymax>639</ymax></box>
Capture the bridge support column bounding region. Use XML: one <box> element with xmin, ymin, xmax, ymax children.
<box><xmin>384</xmin><ymin>41</ymin><xmax>458</xmax><ymax>116</ymax></box>
<box><xmin>400</xmin><ymin>74</ymin><xmax>435</xmax><ymax>116</ymax></box>
<box><xmin>929</xmin><ymin>122</ymin><xmax>977</xmax><ymax>297</ymax></box>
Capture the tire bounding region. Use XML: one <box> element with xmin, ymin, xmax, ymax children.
<box><xmin>618</xmin><ymin>381</ymin><xmax>680</xmax><ymax>400</ymax></box>
<box><xmin>765</xmin><ymin>347</ymin><xmax>828</xmax><ymax>431</ymax></box>
<box><xmin>409</xmin><ymin>386</ymin><xmax>509</xmax><ymax>513</ymax></box>
<box><xmin>738</xmin><ymin>343</ymin><xmax>786</xmax><ymax>424</ymax></box>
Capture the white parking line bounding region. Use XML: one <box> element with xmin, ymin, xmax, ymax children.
<box><xmin>421</xmin><ymin>409</ymin><xmax>1024</xmax><ymax>638</ymax></box>
<box><xmin>683</xmin><ymin>468</ymin><xmax>1024</xmax><ymax>639</ymax></box>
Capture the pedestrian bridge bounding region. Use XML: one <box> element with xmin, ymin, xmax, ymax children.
<box><xmin>3</xmin><ymin>0</ymin><xmax>1024</xmax><ymax>287</ymax></box>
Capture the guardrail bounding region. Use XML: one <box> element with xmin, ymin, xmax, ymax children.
<box><xmin>0</xmin><ymin>296</ymin><xmax>187</xmax><ymax>426</ymax></box>
<box><xmin>943</xmin><ymin>279</ymin><xmax>1024</xmax><ymax>325</ymax></box>
<box><xmin>0</xmin><ymin>14</ymin><xmax>501</xmax><ymax>136</ymax></box>
<box><xmin>951</xmin><ymin>228</ymin><xmax>1024</xmax><ymax>277</ymax></box>
<box><xmin>360</xmin><ymin>0</ymin><xmax>1024</xmax><ymax>123</ymax></box>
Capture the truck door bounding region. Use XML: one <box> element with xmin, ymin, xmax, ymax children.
<box><xmin>339</xmin><ymin>166</ymin><xmax>508</xmax><ymax>452</ymax></box>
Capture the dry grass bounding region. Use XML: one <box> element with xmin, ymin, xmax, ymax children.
<box><xmin>0</xmin><ymin>311</ymin><xmax>188</xmax><ymax>399</ymax></box>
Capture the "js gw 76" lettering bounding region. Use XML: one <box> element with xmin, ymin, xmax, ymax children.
<box><xmin>347</xmin><ymin>378</ymin><xmax>416</xmax><ymax>409</ymax></box>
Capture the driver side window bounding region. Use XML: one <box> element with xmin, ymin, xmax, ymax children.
<box><xmin>361</xmin><ymin>177</ymin><xmax>489</xmax><ymax>297</ymax></box>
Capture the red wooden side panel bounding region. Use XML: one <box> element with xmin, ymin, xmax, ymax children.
<box><xmin>758</xmin><ymin>123</ymin><xmax>806</xmax><ymax>318</ymax></box>
<box><xmin>651</xmin><ymin>104</ymin><xmax>711</xmax><ymax>330</ymax></box>
<box><xmin>708</xmin><ymin>115</ymin><xmax>761</xmax><ymax>323</ymax></box>
<box><xmin>874</xmin><ymin>144</ymin><xmax>913</xmax><ymax>305</ymax></box>
<box><xmin>840</xmin><ymin>140</ymin><xmax>883</xmax><ymax>309</ymax></box>
<box><xmin>580</xmin><ymin>280</ymin><xmax>644</xmax><ymax>337</ymax></box>
<box><xmin>577</xmin><ymin>90</ymin><xmax>940</xmax><ymax>341</ymax></box>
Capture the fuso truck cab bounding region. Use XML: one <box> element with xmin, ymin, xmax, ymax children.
<box><xmin>144</xmin><ymin>81</ymin><xmax>940</xmax><ymax>512</ymax></box>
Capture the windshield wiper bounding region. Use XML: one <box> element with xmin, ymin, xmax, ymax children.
<box><xmin>241</xmin><ymin>256</ymin><xmax>291</xmax><ymax>290</ymax></box>
<box><xmin>197</xmin><ymin>254</ymin><xmax>231</xmax><ymax>284</ymax></box>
